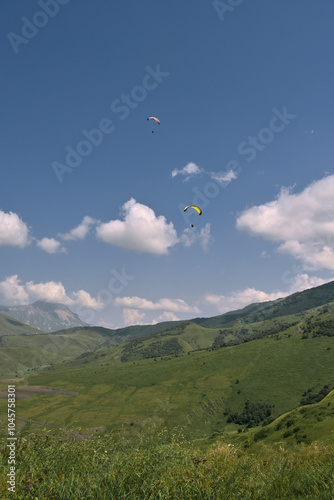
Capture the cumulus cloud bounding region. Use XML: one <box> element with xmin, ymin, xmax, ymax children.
<box><xmin>71</xmin><ymin>290</ymin><xmax>104</xmax><ymax>310</ymax></box>
<box><xmin>0</xmin><ymin>275</ymin><xmax>29</xmax><ymax>304</ymax></box>
<box><xmin>95</xmin><ymin>319</ymin><xmax>116</xmax><ymax>329</ymax></box>
<box><xmin>205</xmin><ymin>288</ymin><xmax>284</xmax><ymax>314</ymax></box>
<box><xmin>96</xmin><ymin>198</ymin><xmax>178</xmax><ymax>255</ymax></box>
<box><xmin>199</xmin><ymin>224</ymin><xmax>212</xmax><ymax>252</ymax></box>
<box><xmin>286</xmin><ymin>272</ymin><xmax>327</xmax><ymax>294</ymax></box>
<box><xmin>60</xmin><ymin>216</ymin><xmax>97</xmax><ymax>241</ymax></box>
<box><xmin>25</xmin><ymin>280</ymin><xmax>73</xmax><ymax>304</ymax></box>
<box><xmin>236</xmin><ymin>175</ymin><xmax>334</xmax><ymax>270</ymax></box>
<box><xmin>123</xmin><ymin>308</ymin><xmax>146</xmax><ymax>326</ymax></box>
<box><xmin>278</xmin><ymin>241</ymin><xmax>334</xmax><ymax>271</ymax></box>
<box><xmin>37</xmin><ymin>237</ymin><xmax>66</xmax><ymax>254</ymax></box>
<box><xmin>210</xmin><ymin>169</ymin><xmax>238</xmax><ymax>185</ymax></box>
<box><xmin>0</xmin><ymin>274</ymin><xmax>103</xmax><ymax>310</ymax></box>
<box><xmin>180</xmin><ymin>228</ymin><xmax>197</xmax><ymax>248</ymax></box>
<box><xmin>180</xmin><ymin>223</ymin><xmax>213</xmax><ymax>252</ymax></box>
<box><xmin>261</xmin><ymin>250</ymin><xmax>271</xmax><ymax>259</ymax></box>
<box><xmin>171</xmin><ymin>162</ymin><xmax>238</xmax><ymax>187</ymax></box>
<box><xmin>122</xmin><ymin>309</ymin><xmax>181</xmax><ymax>327</ymax></box>
<box><xmin>114</xmin><ymin>295</ymin><xmax>200</xmax><ymax>314</ymax></box>
<box><xmin>152</xmin><ymin>311</ymin><xmax>180</xmax><ymax>324</ymax></box>
<box><xmin>171</xmin><ymin>162</ymin><xmax>203</xmax><ymax>179</ymax></box>
<box><xmin>204</xmin><ymin>273</ymin><xmax>329</xmax><ymax>314</ymax></box>
<box><xmin>0</xmin><ymin>210</ymin><xmax>30</xmax><ymax>248</ymax></box>
<box><xmin>122</xmin><ymin>306</ymin><xmax>183</xmax><ymax>327</ymax></box>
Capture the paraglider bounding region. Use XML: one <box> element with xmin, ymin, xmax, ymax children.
<box><xmin>184</xmin><ymin>205</ymin><xmax>202</xmax><ymax>216</ymax></box>
<box><xmin>184</xmin><ymin>205</ymin><xmax>202</xmax><ymax>227</ymax></box>
<box><xmin>147</xmin><ymin>116</ymin><xmax>160</xmax><ymax>133</ymax></box>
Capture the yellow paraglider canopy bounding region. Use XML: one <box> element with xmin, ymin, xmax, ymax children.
<box><xmin>147</xmin><ymin>116</ymin><xmax>160</xmax><ymax>124</ymax></box>
<box><xmin>184</xmin><ymin>205</ymin><xmax>202</xmax><ymax>215</ymax></box>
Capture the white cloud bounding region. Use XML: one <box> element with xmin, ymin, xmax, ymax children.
<box><xmin>114</xmin><ymin>295</ymin><xmax>200</xmax><ymax>313</ymax></box>
<box><xmin>236</xmin><ymin>175</ymin><xmax>334</xmax><ymax>270</ymax></box>
<box><xmin>171</xmin><ymin>162</ymin><xmax>238</xmax><ymax>187</ymax></box>
<box><xmin>122</xmin><ymin>308</ymin><xmax>181</xmax><ymax>327</ymax></box>
<box><xmin>180</xmin><ymin>227</ymin><xmax>197</xmax><ymax>248</ymax></box>
<box><xmin>204</xmin><ymin>273</ymin><xmax>330</xmax><ymax>314</ymax></box>
<box><xmin>71</xmin><ymin>290</ymin><xmax>104</xmax><ymax>310</ymax></box>
<box><xmin>205</xmin><ymin>288</ymin><xmax>284</xmax><ymax>314</ymax></box>
<box><xmin>278</xmin><ymin>240</ymin><xmax>334</xmax><ymax>271</ymax></box>
<box><xmin>25</xmin><ymin>280</ymin><xmax>72</xmax><ymax>304</ymax></box>
<box><xmin>0</xmin><ymin>210</ymin><xmax>30</xmax><ymax>248</ymax></box>
<box><xmin>0</xmin><ymin>275</ymin><xmax>29</xmax><ymax>304</ymax></box>
<box><xmin>95</xmin><ymin>319</ymin><xmax>116</xmax><ymax>330</ymax></box>
<box><xmin>261</xmin><ymin>250</ymin><xmax>271</xmax><ymax>259</ymax></box>
<box><xmin>171</xmin><ymin>162</ymin><xmax>203</xmax><ymax>179</ymax></box>
<box><xmin>60</xmin><ymin>216</ymin><xmax>97</xmax><ymax>241</ymax></box>
<box><xmin>286</xmin><ymin>273</ymin><xmax>327</xmax><ymax>294</ymax></box>
<box><xmin>199</xmin><ymin>223</ymin><xmax>212</xmax><ymax>252</ymax></box>
<box><xmin>37</xmin><ymin>237</ymin><xmax>66</xmax><ymax>254</ymax></box>
<box><xmin>152</xmin><ymin>311</ymin><xmax>180</xmax><ymax>324</ymax></box>
<box><xmin>180</xmin><ymin>223</ymin><xmax>213</xmax><ymax>252</ymax></box>
<box><xmin>210</xmin><ymin>169</ymin><xmax>237</xmax><ymax>185</ymax></box>
<box><xmin>96</xmin><ymin>198</ymin><xmax>178</xmax><ymax>255</ymax></box>
<box><xmin>0</xmin><ymin>274</ymin><xmax>103</xmax><ymax>310</ymax></box>
<box><xmin>123</xmin><ymin>308</ymin><xmax>146</xmax><ymax>326</ymax></box>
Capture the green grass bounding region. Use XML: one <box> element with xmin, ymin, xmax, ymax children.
<box><xmin>0</xmin><ymin>313</ymin><xmax>42</xmax><ymax>337</ymax></box>
<box><xmin>0</xmin><ymin>329</ymin><xmax>119</xmax><ymax>379</ymax></box>
<box><xmin>1</xmin><ymin>285</ymin><xmax>334</xmax><ymax>498</ymax></box>
<box><xmin>1</xmin><ymin>331</ymin><xmax>333</xmax><ymax>438</ymax></box>
<box><xmin>229</xmin><ymin>389</ymin><xmax>334</xmax><ymax>451</ymax></box>
<box><xmin>194</xmin><ymin>280</ymin><xmax>334</xmax><ymax>328</ymax></box>
<box><xmin>1</xmin><ymin>427</ymin><xmax>333</xmax><ymax>499</ymax></box>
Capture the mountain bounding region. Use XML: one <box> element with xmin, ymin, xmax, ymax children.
<box><xmin>192</xmin><ymin>279</ymin><xmax>334</xmax><ymax>328</ymax></box>
<box><xmin>0</xmin><ymin>301</ymin><xmax>88</xmax><ymax>332</ymax></box>
<box><xmin>1</xmin><ymin>279</ymin><xmax>334</xmax><ymax>440</ymax></box>
<box><xmin>0</xmin><ymin>312</ymin><xmax>44</xmax><ymax>337</ymax></box>
<box><xmin>7</xmin><ymin>308</ymin><xmax>333</xmax><ymax>438</ymax></box>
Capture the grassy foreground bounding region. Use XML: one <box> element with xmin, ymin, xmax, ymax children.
<box><xmin>1</xmin><ymin>427</ymin><xmax>334</xmax><ymax>499</ymax></box>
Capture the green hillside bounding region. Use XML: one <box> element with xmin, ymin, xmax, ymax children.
<box><xmin>54</xmin><ymin>320</ymin><xmax>186</xmax><ymax>343</ymax></box>
<box><xmin>1</xmin><ymin>285</ymin><xmax>334</xmax><ymax>500</ymax></box>
<box><xmin>0</xmin><ymin>312</ymin><xmax>43</xmax><ymax>337</ymax></box>
<box><xmin>0</xmin><ymin>327</ymin><xmax>123</xmax><ymax>379</ymax></box>
<box><xmin>229</xmin><ymin>389</ymin><xmax>334</xmax><ymax>451</ymax></box>
<box><xmin>1</xmin><ymin>325</ymin><xmax>333</xmax><ymax>439</ymax></box>
<box><xmin>2</xmin><ymin>279</ymin><xmax>334</xmax><ymax>381</ymax></box>
<box><xmin>0</xmin><ymin>322</ymin><xmax>188</xmax><ymax>378</ymax></box>
<box><xmin>194</xmin><ymin>279</ymin><xmax>334</xmax><ymax>328</ymax></box>
<box><xmin>1</xmin><ymin>280</ymin><xmax>334</xmax><ymax>443</ymax></box>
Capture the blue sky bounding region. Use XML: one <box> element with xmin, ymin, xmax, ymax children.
<box><xmin>1</xmin><ymin>0</ymin><xmax>334</xmax><ymax>328</ymax></box>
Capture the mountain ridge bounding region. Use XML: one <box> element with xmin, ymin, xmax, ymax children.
<box><xmin>0</xmin><ymin>300</ymin><xmax>88</xmax><ymax>332</ymax></box>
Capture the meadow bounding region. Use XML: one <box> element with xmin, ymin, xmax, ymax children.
<box><xmin>1</xmin><ymin>426</ymin><xmax>334</xmax><ymax>499</ymax></box>
<box><xmin>1</xmin><ymin>287</ymin><xmax>334</xmax><ymax>497</ymax></box>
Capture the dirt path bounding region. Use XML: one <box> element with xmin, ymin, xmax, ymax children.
<box><xmin>0</xmin><ymin>384</ymin><xmax>78</xmax><ymax>400</ymax></box>
<box><xmin>296</xmin><ymin>322</ymin><xmax>304</xmax><ymax>334</ymax></box>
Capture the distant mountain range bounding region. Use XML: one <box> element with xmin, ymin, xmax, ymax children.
<box><xmin>1</xmin><ymin>279</ymin><xmax>334</xmax><ymax>336</ymax></box>
<box><xmin>0</xmin><ymin>301</ymin><xmax>88</xmax><ymax>332</ymax></box>
<box><xmin>192</xmin><ymin>279</ymin><xmax>334</xmax><ymax>328</ymax></box>
<box><xmin>1</xmin><ymin>277</ymin><xmax>332</xmax><ymax>444</ymax></box>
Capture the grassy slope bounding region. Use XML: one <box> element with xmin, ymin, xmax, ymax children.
<box><xmin>229</xmin><ymin>389</ymin><xmax>334</xmax><ymax>451</ymax></box>
<box><xmin>0</xmin><ymin>312</ymin><xmax>43</xmax><ymax>337</ymax></box>
<box><xmin>194</xmin><ymin>280</ymin><xmax>334</xmax><ymax>328</ymax></box>
<box><xmin>0</xmin><ymin>329</ymin><xmax>119</xmax><ymax>379</ymax></box>
<box><xmin>1</xmin><ymin>283</ymin><xmax>334</xmax><ymax>445</ymax></box>
<box><xmin>1</xmin><ymin>283</ymin><xmax>332</xmax><ymax>379</ymax></box>
<box><xmin>1</xmin><ymin>329</ymin><xmax>333</xmax><ymax>439</ymax></box>
<box><xmin>63</xmin><ymin>309</ymin><xmax>316</xmax><ymax>368</ymax></box>
<box><xmin>0</xmin><ymin>302</ymin><xmax>325</xmax><ymax>379</ymax></box>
